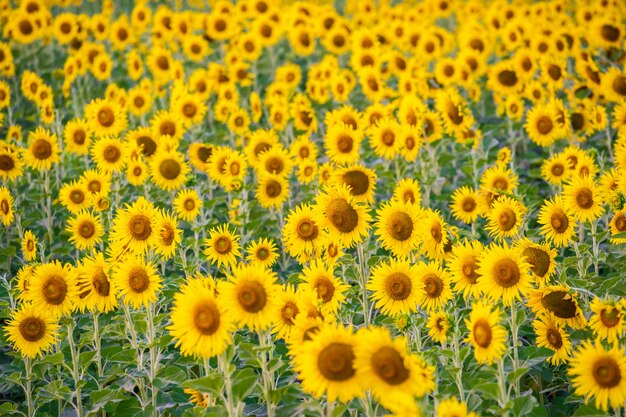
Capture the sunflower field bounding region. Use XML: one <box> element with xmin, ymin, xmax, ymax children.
<box><xmin>2</xmin><ymin>0</ymin><xmax>626</xmax><ymax>416</ymax></box>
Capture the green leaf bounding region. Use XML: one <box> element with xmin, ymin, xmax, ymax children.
<box><xmin>89</xmin><ymin>389</ymin><xmax>128</xmax><ymax>411</ymax></box>
<box><xmin>102</xmin><ymin>347</ymin><xmax>137</xmax><ymax>364</ymax></box>
<box><xmin>231</xmin><ymin>368</ymin><xmax>258</xmax><ymax>401</ymax></box>
<box><xmin>36</xmin><ymin>380</ymin><xmax>73</xmax><ymax>403</ymax></box>
<box><xmin>181</xmin><ymin>372</ymin><xmax>224</xmax><ymax>395</ymax></box>
<box><xmin>506</xmin><ymin>367</ymin><xmax>529</xmax><ymax>384</ymax></box>
<box><xmin>509</xmin><ymin>394</ymin><xmax>538</xmax><ymax>417</ymax></box>
<box><xmin>37</xmin><ymin>352</ymin><xmax>64</xmax><ymax>366</ymax></box>
<box><xmin>571</xmin><ymin>404</ymin><xmax>607</xmax><ymax>416</ymax></box>
<box><xmin>80</xmin><ymin>350</ymin><xmax>97</xmax><ymax>367</ymax></box>
<box><xmin>478</xmin><ymin>382</ymin><xmax>500</xmax><ymax>402</ymax></box>
<box><xmin>154</xmin><ymin>365</ymin><xmax>187</xmax><ymax>388</ymax></box>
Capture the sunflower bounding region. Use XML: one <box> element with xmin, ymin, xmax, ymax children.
<box><xmin>21</xmin><ymin>230</ymin><xmax>37</xmax><ymax>261</ymax></box>
<box><xmin>447</xmin><ymin>240</ymin><xmax>483</xmax><ymax>299</ymax></box>
<box><xmin>110</xmin><ymin>197</ymin><xmax>158</xmax><ymax>256</ymax></box>
<box><xmin>367</xmin><ymin>258</ymin><xmax>420</xmax><ymax>316</ymax></box>
<box><xmin>435</xmin><ymin>89</ymin><xmax>473</xmax><ymax>136</ymax></box>
<box><xmin>290</xmin><ymin>135</ymin><xmax>318</xmax><ymax>163</ymax></box>
<box><xmin>23</xmin><ymin>127</ymin><xmax>60</xmax><ymax>171</ymax></box>
<box><xmin>537</xmin><ymin>196</ymin><xmax>577</xmax><ymax>247</ymax></box>
<box><xmin>541</xmin><ymin>154</ymin><xmax>571</xmax><ymax>185</ymax></box>
<box><xmin>203</xmin><ymin>224</ymin><xmax>241</xmax><ymax>269</ymax></box>
<box><xmin>64</xmin><ymin>118</ymin><xmax>91</xmax><ymax>155</ymax></box>
<box><xmin>0</xmin><ymin>145</ymin><xmax>23</xmax><ymax>181</ymax></box>
<box><xmin>324</xmin><ymin>122</ymin><xmax>362</xmax><ymax>166</ymax></box>
<box><xmin>154</xmin><ymin>209</ymin><xmax>181</xmax><ymax>259</ymax></box>
<box><xmin>417</xmin><ymin>209</ymin><xmax>448</xmax><ymax>261</ymax></box>
<box><xmin>150</xmin><ymin>149</ymin><xmax>189</xmax><ymax>191</ymax></box>
<box><xmin>58</xmin><ymin>180</ymin><xmax>92</xmax><ymax>214</ymax></box>
<box><xmin>332</xmin><ymin>165</ymin><xmax>377</xmax><ymax>204</ymax></box>
<box><xmin>374</xmin><ymin>200</ymin><xmax>421</xmax><ymax>257</ymax></box>
<box><xmin>296</xmin><ymin>160</ymin><xmax>318</xmax><ymax>185</ymax></box>
<box><xmin>173</xmin><ymin>189</ymin><xmax>202</xmax><ymax>222</ymax></box>
<box><xmin>355</xmin><ymin>327</ymin><xmax>435</xmax><ymax>408</ymax></box>
<box><xmin>81</xmin><ymin>169</ymin><xmax>111</xmax><ymax>196</ymax></box>
<box><xmin>113</xmin><ymin>256</ymin><xmax>162</xmax><ymax>309</ymax></box>
<box><xmin>299</xmin><ymin>260</ymin><xmax>348</xmax><ymax>313</ymax></box>
<box><xmin>427</xmin><ymin>311</ymin><xmax>451</xmax><ymax>344</ymax></box>
<box><xmin>27</xmin><ymin>261</ymin><xmax>78</xmax><ymax>318</ymax></box>
<box><xmin>477</xmin><ymin>242</ymin><xmax>532</xmax><ymax>306</ymax></box>
<box><xmin>533</xmin><ymin>313</ymin><xmax>572</xmax><ymax>366</ymax></box>
<box><xmin>568</xmin><ymin>341</ymin><xmax>626</xmax><ymax>412</ymax></box>
<box><xmin>465</xmin><ymin>301</ymin><xmax>507</xmax><ymax>365</ymax></box>
<box><xmin>245</xmin><ymin>129</ymin><xmax>279</xmax><ymax>167</ymax></box>
<box><xmin>392</xmin><ymin>178</ymin><xmax>422</xmax><ymax>206</ymax></box>
<box><xmin>256</xmin><ymin>173</ymin><xmax>290</xmax><ymax>209</ymax></box>
<box><xmin>314</xmin><ymin>184</ymin><xmax>371</xmax><ymax>248</ymax></box>
<box><xmin>257</xmin><ymin>146</ymin><xmax>293</xmax><ymax>178</ymax></box>
<box><xmin>5</xmin><ymin>304</ymin><xmax>59</xmax><ymax>358</ymax></box>
<box><xmin>415</xmin><ymin>262</ymin><xmax>453</xmax><ymax>312</ymax></box>
<box><xmin>485</xmin><ymin>196</ymin><xmax>524</xmax><ymax>241</ymax></box>
<box><xmin>168</xmin><ymin>277</ymin><xmax>234</xmax><ymax>359</ymax></box>
<box><xmin>66</xmin><ymin>210</ymin><xmax>104</xmax><ymax>251</ymax></box>
<box><xmin>0</xmin><ymin>186</ymin><xmax>14</xmax><ymax>226</ymax></box>
<box><xmin>272</xmin><ymin>285</ymin><xmax>301</xmax><ymax>341</ymax></box>
<box><xmin>601</xmin><ymin>67</ymin><xmax>626</xmax><ymax>103</ymax></box>
<box><xmin>283</xmin><ymin>203</ymin><xmax>322</xmax><ymax>263</ymax></box>
<box><xmin>562</xmin><ymin>176</ymin><xmax>604</xmax><ymax>223</ymax></box>
<box><xmin>370</xmin><ymin>117</ymin><xmax>400</xmax><ymax>160</ymax></box>
<box><xmin>75</xmin><ymin>252</ymin><xmax>117</xmax><ymax>313</ymax></box>
<box><xmin>437</xmin><ymin>398</ymin><xmax>479</xmax><ymax>417</ymax></box>
<box><xmin>126</xmin><ymin>159</ymin><xmax>149</xmax><ymax>186</ymax></box>
<box><xmin>527</xmin><ymin>285</ymin><xmax>587</xmax><ymax>330</ymax></box>
<box><xmin>188</xmin><ymin>142</ymin><xmax>213</xmax><ymax>171</ymax></box>
<box><xmin>589</xmin><ymin>298</ymin><xmax>626</xmax><ymax>344</ymax></box>
<box><xmin>609</xmin><ymin>210</ymin><xmax>626</xmax><ymax>245</ymax></box>
<box><xmin>516</xmin><ymin>239</ymin><xmax>557</xmax><ymax>285</ymax></box>
<box><xmin>91</xmin><ymin>136</ymin><xmax>128</xmax><ymax>173</ymax></box>
<box><xmin>173</xmin><ymin>93</ymin><xmax>207</xmax><ymax>128</ymax></box>
<box><xmin>450</xmin><ymin>186</ymin><xmax>480</xmax><ymax>224</ymax></box>
<box><xmin>245</xmin><ymin>238</ymin><xmax>278</xmax><ymax>268</ymax></box>
<box><xmin>292</xmin><ymin>324</ymin><xmax>363</xmax><ymax>402</ymax></box>
<box><xmin>85</xmin><ymin>98</ymin><xmax>127</xmax><ymax>137</ymax></box>
<box><xmin>480</xmin><ymin>164</ymin><xmax>518</xmax><ymax>194</ymax></box>
<box><xmin>220</xmin><ymin>263</ymin><xmax>279</xmax><ymax>331</ymax></box>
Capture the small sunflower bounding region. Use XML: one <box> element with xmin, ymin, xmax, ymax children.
<box><xmin>154</xmin><ymin>209</ymin><xmax>181</xmax><ymax>260</ymax></box>
<box><xmin>450</xmin><ymin>186</ymin><xmax>480</xmax><ymax>224</ymax></box>
<box><xmin>91</xmin><ymin>136</ymin><xmax>128</xmax><ymax>173</ymax></box>
<box><xmin>256</xmin><ymin>173</ymin><xmax>290</xmax><ymax>209</ymax></box>
<box><xmin>368</xmin><ymin>257</ymin><xmax>420</xmax><ymax>316</ymax></box>
<box><xmin>415</xmin><ymin>262</ymin><xmax>453</xmax><ymax>312</ymax></box>
<box><xmin>533</xmin><ymin>314</ymin><xmax>572</xmax><ymax>365</ymax></box>
<box><xmin>173</xmin><ymin>189</ymin><xmax>202</xmax><ymax>222</ymax></box>
<box><xmin>23</xmin><ymin>127</ymin><xmax>60</xmax><ymax>171</ymax></box>
<box><xmin>113</xmin><ymin>256</ymin><xmax>162</xmax><ymax>309</ymax></box>
<box><xmin>150</xmin><ymin>150</ymin><xmax>190</xmax><ymax>191</ymax></box>
<box><xmin>299</xmin><ymin>260</ymin><xmax>348</xmax><ymax>313</ymax></box>
<box><xmin>537</xmin><ymin>196</ymin><xmax>577</xmax><ymax>247</ymax></box>
<box><xmin>203</xmin><ymin>224</ymin><xmax>241</xmax><ymax>269</ymax></box>
<box><xmin>417</xmin><ymin>209</ymin><xmax>448</xmax><ymax>261</ymax></box>
<box><xmin>588</xmin><ymin>298</ymin><xmax>626</xmax><ymax>344</ymax></box>
<box><xmin>437</xmin><ymin>398</ymin><xmax>479</xmax><ymax>417</ymax></box>
<box><xmin>427</xmin><ymin>311</ymin><xmax>451</xmax><ymax>345</ymax></box>
<box><xmin>541</xmin><ymin>154</ymin><xmax>571</xmax><ymax>185</ymax></box>
<box><xmin>21</xmin><ymin>230</ymin><xmax>37</xmax><ymax>261</ymax></box>
<box><xmin>516</xmin><ymin>239</ymin><xmax>557</xmax><ymax>285</ymax></box>
<box><xmin>392</xmin><ymin>178</ymin><xmax>422</xmax><ymax>206</ymax></box>
<box><xmin>332</xmin><ymin>165</ymin><xmax>377</xmax><ymax>204</ymax></box>
<box><xmin>485</xmin><ymin>196</ymin><xmax>524</xmax><ymax>240</ymax></box>
<box><xmin>66</xmin><ymin>210</ymin><xmax>104</xmax><ymax>251</ymax></box>
<box><xmin>324</xmin><ymin>122</ymin><xmax>362</xmax><ymax>166</ymax></box>
<box><xmin>110</xmin><ymin>197</ymin><xmax>158</xmax><ymax>256</ymax></box>
<box><xmin>563</xmin><ymin>176</ymin><xmax>604</xmax><ymax>222</ymax></box>
<box><xmin>465</xmin><ymin>301</ymin><xmax>507</xmax><ymax>365</ymax></box>
<box><xmin>26</xmin><ymin>261</ymin><xmax>78</xmax><ymax>318</ymax></box>
<box><xmin>477</xmin><ymin>242</ymin><xmax>532</xmax><ymax>306</ymax></box>
<box><xmin>283</xmin><ymin>203</ymin><xmax>322</xmax><ymax>263</ymax></box>
<box><xmin>374</xmin><ymin>200</ymin><xmax>422</xmax><ymax>257</ymax></box>
<box><xmin>58</xmin><ymin>180</ymin><xmax>92</xmax><ymax>214</ymax></box>
<box><xmin>447</xmin><ymin>240</ymin><xmax>483</xmax><ymax>299</ymax></box>
<box><xmin>272</xmin><ymin>285</ymin><xmax>301</xmax><ymax>341</ymax></box>
<box><xmin>245</xmin><ymin>238</ymin><xmax>278</xmax><ymax>268</ymax></box>
<box><xmin>75</xmin><ymin>252</ymin><xmax>118</xmax><ymax>313</ymax></box>
<box><xmin>85</xmin><ymin>98</ymin><xmax>127</xmax><ymax>137</ymax></box>
<box><xmin>0</xmin><ymin>186</ymin><xmax>14</xmax><ymax>226</ymax></box>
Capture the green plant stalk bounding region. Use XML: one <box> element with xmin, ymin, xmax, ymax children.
<box><xmin>146</xmin><ymin>303</ymin><xmax>159</xmax><ymax>417</ymax></box>
<box><xmin>67</xmin><ymin>323</ymin><xmax>83</xmax><ymax>417</ymax></box>
<box><xmin>258</xmin><ymin>330</ymin><xmax>275</xmax><ymax>417</ymax></box>
<box><xmin>496</xmin><ymin>358</ymin><xmax>509</xmax><ymax>412</ymax></box>
<box><xmin>24</xmin><ymin>356</ymin><xmax>34</xmax><ymax>417</ymax></box>
<box><xmin>591</xmin><ymin>220</ymin><xmax>599</xmax><ymax>275</ymax></box>
<box><xmin>324</xmin><ymin>399</ymin><xmax>334</xmax><ymax>417</ymax></box>
<box><xmin>93</xmin><ymin>311</ymin><xmax>103</xmax><ymax>384</ymax></box>
<box><xmin>451</xmin><ymin>310</ymin><xmax>465</xmax><ymax>402</ymax></box>
<box><xmin>121</xmin><ymin>302</ymin><xmax>148</xmax><ymax>404</ymax></box>
<box><xmin>510</xmin><ymin>302</ymin><xmax>520</xmax><ymax>396</ymax></box>
<box><xmin>356</xmin><ymin>242</ymin><xmax>370</xmax><ymax>327</ymax></box>
<box><xmin>218</xmin><ymin>351</ymin><xmax>236</xmax><ymax>417</ymax></box>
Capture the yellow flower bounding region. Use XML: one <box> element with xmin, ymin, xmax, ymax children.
<box><xmin>374</xmin><ymin>200</ymin><xmax>421</xmax><ymax>257</ymax></box>
<box><xmin>26</xmin><ymin>261</ymin><xmax>78</xmax><ymax>318</ymax></box>
<box><xmin>5</xmin><ymin>304</ymin><xmax>59</xmax><ymax>358</ymax></box>
<box><xmin>203</xmin><ymin>224</ymin><xmax>241</xmax><ymax>269</ymax></box>
<box><xmin>533</xmin><ymin>314</ymin><xmax>572</xmax><ymax>366</ymax></box>
<box><xmin>465</xmin><ymin>301</ymin><xmax>507</xmax><ymax>365</ymax></box>
<box><xmin>477</xmin><ymin>242</ymin><xmax>532</xmax><ymax>306</ymax></box>
<box><xmin>0</xmin><ymin>186</ymin><xmax>14</xmax><ymax>226</ymax></box>
<box><xmin>112</xmin><ymin>256</ymin><xmax>162</xmax><ymax>309</ymax></box>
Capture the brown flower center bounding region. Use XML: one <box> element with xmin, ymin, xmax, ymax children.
<box><xmin>237</xmin><ymin>281</ymin><xmax>267</xmax><ymax>313</ymax></box>
<box><xmin>317</xmin><ymin>342</ymin><xmax>356</xmax><ymax>381</ymax></box>
<box><xmin>600</xmin><ymin>307</ymin><xmax>621</xmax><ymax>328</ymax></box>
<box><xmin>130</xmin><ymin>214</ymin><xmax>152</xmax><ymax>240</ymax></box>
<box><xmin>497</xmin><ymin>207</ymin><xmax>517</xmax><ymax>232</ymax></box>
<box><xmin>462</xmin><ymin>259</ymin><xmax>480</xmax><ymax>284</ymax></box>
<box><xmin>575</xmin><ymin>188</ymin><xmax>594</xmax><ymax>209</ymax></box>
<box><xmin>342</xmin><ymin>170</ymin><xmax>369</xmax><ymax>196</ymax></box>
<box><xmin>70</xmin><ymin>189</ymin><xmax>84</xmax><ymax>204</ymax></box>
<box><xmin>159</xmin><ymin>158</ymin><xmax>181</xmax><ymax>180</ymax></box>
<box><xmin>423</xmin><ymin>273</ymin><xmax>443</xmax><ymax>298</ymax></box>
<box><xmin>497</xmin><ymin>70</ymin><xmax>517</xmax><ymax>87</ymax></box>
<box><xmin>79</xmin><ymin>220</ymin><xmax>96</xmax><ymax>238</ymax></box>
<box><xmin>493</xmin><ymin>258</ymin><xmax>521</xmax><ymax>288</ymax></box>
<box><xmin>194</xmin><ymin>302</ymin><xmax>221</xmax><ymax>335</ymax></box>
<box><xmin>137</xmin><ymin>136</ymin><xmax>157</xmax><ymax>156</ymax></box>
<box><xmin>389</xmin><ymin>212</ymin><xmax>413</xmax><ymax>241</ymax></box>
<box><xmin>593</xmin><ymin>357</ymin><xmax>622</xmax><ymax>388</ymax></box>
<box><xmin>92</xmin><ymin>267</ymin><xmax>110</xmax><ymax>296</ymax></box>
<box><xmin>265</xmin><ymin>179</ymin><xmax>282</xmax><ymax>198</ymax></box>
<box><xmin>371</xmin><ymin>346</ymin><xmax>410</xmax><ymax>385</ymax></box>
<box><xmin>296</xmin><ymin>218</ymin><xmax>318</xmax><ymax>241</ymax></box>
<box><xmin>385</xmin><ymin>272</ymin><xmax>412</xmax><ymax>300</ymax></box>
<box><xmin>281</xmin><ymin>302</ymin><xmax>298</xmax><ymax>325</ymax></box>
<box><xmin>462</xmin><ymin>197</ymin><xmax>476</xmax><ymax>213</ymax></box>
<box><xmin>73</xmin><ymin>130</ymin><xmax>86</xmax><ymax>145</ymax></box>
<box><xmin>431</xmin><ymin>223</ymin><xmax>442</xmax><ymax>243</ymax></box>
<box><xmin>183</xmin><ymin>103</ymin><xmax>197</xmax><ymax>118</ymax></box>
<box><xmin>43</xmin><ymin>275</ymin><xmax>68</xmax><ymax>305</ymax></box>
<box><xmin>214</xmin><ymin>236</ymin><xmax>231</xmax><ymax>254</ymax></box>
<box><xmin>473</xmin><ymin>319</ymin><xmax>492</xmax><ymax>348</ymax></box>
<box><xmin>32</xmin><ymin>139</ymin><xmax>52</xmax><ymax>160</ymax></box>
<box><xmin>541</xmin><ymin>291</ymin><xmax>577</xmax><ymax>319</ymax></box>
<box><xmin>97</xmin><ymin>108</ymin><xmax>115</xmax><ymax>128</ymax></box>
<box><xmin>19</xmin><ymin>316</ymin><xmax>46</xmax><ymax>342</ymax></box>
<box><xmin>265</xmin><ymin>156</ymin><xmax>284</xmax><ymax>175</ymax></box>
<box><xmin>0</xmin><ymin>200</ymin><xmax>9</xmax><ymax>215</ymax></box>
<box><xmin>184</xmin><ymin>199</ymin><xmax>195</xmax><ymax>211</ymax></box>
<box><xmin>536</xmin><ymin>116</ymin><xmax>553</xmax><ymax>135</ymax></box>
<box><xmin>0</xmin><ymin>154</ymin><xmax>15</xmax><ymax>171</ymax></box>
<box><xmin>103</xmin><ymin>145</ymin><xmax>121</xmax><ymax>163</ymax></box>
<box><xmin>160</xmin><ymin>223</ymin><xmax>175</xmax><ymax>246</ymax></box>
<box><xmin>256</xmin><ymin>248</ymin><xmax>270</xmax><ymax>260</ymax></box>
<box><xmin>523</xmin><ymin>247</ymin><xmax>550</xmax><ymax>278</ymax></box>
<box><xmin>613</xmin><ymin>76</ymin><xmax>626</xmax><ymax>97</ymax></box>
<box><xmin>550</xmin><ymin>210</ymin><xmax>569</xmax><ymax>233</ymax></box>
<box><xmin>551</xmin><ymin>163</ymin><xmax>564</xmax><ymax>176</ymax></box>
<box><xmin>314</xmin><ymin>277</ymin><xmax>335</xmax><ymax>303</ymax></box>
<box><xmin>601</xmin><ymin>24</ymin><xmax>620</xmax><ymax>42</ymax></box>
<box><xmin>128</xmin><ymin>267</ymin><xmax>150</xmax><ymax>293</ymax></box>
<box><xmin>381</xmin><ymin>129</ymin><xmax>395</xmax><ymax>146</ymax></box>
<box><xmin>546</xmin><ymin>328</ymin><xmax>563</xmax><ymax>349</ymax></box>
<box><xmin>327</xmin><ymin>198</ymin><xmax>359</xmax><ymax>234</ymax></box>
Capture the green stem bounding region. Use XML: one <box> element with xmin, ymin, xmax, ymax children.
<box><xmin>510</xmin><ymin>303</ymin><xmax>520</xmax><ymax>396</ymax></box>
<box><xmin>93</xmin><ymin>312</ymin><xmax>103</xmax><ymax>385</ymax></box>
<box><xmin>146</xmin><ymin>304</ymin><xmax>159</xmax><ymax>417</ymax></box>
<box><xmin>357</xmin><ymin>242</ymin><xmax>370</xmax><ymax>327</ymax></box>
<box><xmin>451</xmin><ymin>310</ymin><xmax>465</xmax><ymax>402</ymax></box>
<box><xmin>258</xmin><ymin>330</ymin><xmax>275</xmax><ymax>417</ymax></box>
<box><xmin>325</xmin><ymin>399</ymin><xmax>334</xmax><ymax>417</ymax></box>
<box><xmin>67</xmin><ymin>323</ymin><xmax>83</xmax><ymax>417</ymax></box>
<box><xmin>25</xmin><ymin>356</ymin><xmax>33</xmax><ymax>417</ymax></box>
<box><xmin>591</xmin><ymin>220</ymin><xmax>599</xmax><ymax>275</ymax></box>
<box><xmin>218</xmin><ymin>352</ymin><xmax>236</xmax><ymax>417</ymax></box>
<box><xmin>496</xmin><ymin>359</ymin><xmax>509</xmax><ymax>413</ymax></box>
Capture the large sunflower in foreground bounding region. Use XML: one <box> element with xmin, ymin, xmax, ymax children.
<box><xmin>568</xmin><ymin>341</ymin><xmax>626</xmax><ymax>412</ymax></box>
<box><xmin>354</xmin><ymin>327</ymin><xmax>435</xmax><ymax>409</ymax></box>
<box><xmin>293</xmin><ymin>324</ymin><xmax>363</xmax><ymax>403</ymax></box>
<box><xmin>168</xmin><ymin>277</ymin><xmax>235</xmax><ymax>359</ymax></box>
<box><xmin>477</xmin><ymin>243</ymin><xmax>532</xmax><ymax>306</ymax></box>
<box><xmin>465</xmin><ymin>301</ymin><xmax>507</xmax><ymax>365</ymax></box>
<box><xmin>5</xmin><ymin>304</ymin><xmax>59</xmax><ymax>358</ymax></box>
<box><xmin>313</xmin><ymin>184</ymin><xmax>371</xmax><ymax>248</ymax></box>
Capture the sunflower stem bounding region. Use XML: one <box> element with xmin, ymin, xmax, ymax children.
<box><xmin>591</xmin><ymin>220</ymin><xmax>599</xmax><ymax>276</ymax></box>
<box><xmin>67</xmin><ymin>322</ymin><xmax>84</xmax><ymax>417</ymax></box>
<box><xmin>325</xmin><ymin>399</ymin><xmax>335</xmax><ymax>417</ymax></box>
<box><xmin>218</xmin><ymin>351</ymin><xmax>236</xmax><ymax>417</ymax></box>
<box><xmin>146</xmin><ymin>303</ymin><xmax>159</xmax><ymax>417</ymax></box>
<box><xmin>496</xmin><ymin>358</ymin><xmax>509</xmax><ymax>412</ymax></box>
<box><xmin>258</xmin><ymin>330</ymin><xmax>275</xmax><ymax>417</ymax></box>
<box><xmin>357</xmin><ymin>242</ymin><xmax>370</xmax><ymax>327</ymax></box>
<box><xmin>24</xmin><ymin>356</ymin><xmax>34</xmax><ymax>417</ymax></box>
<box><xmin>510</xmin><ymin>302</ymin><xmax>520</xmax><ymax>397</ymax></box>
<box><xmin>452</xmin><ymin>309</ymin><xmax>465</xmax><ymax>402</ymax></box>
<box><xmin>93</xmin><ymin>311</ymin><xmax>103</xmax><ymax>387</ymax></box>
